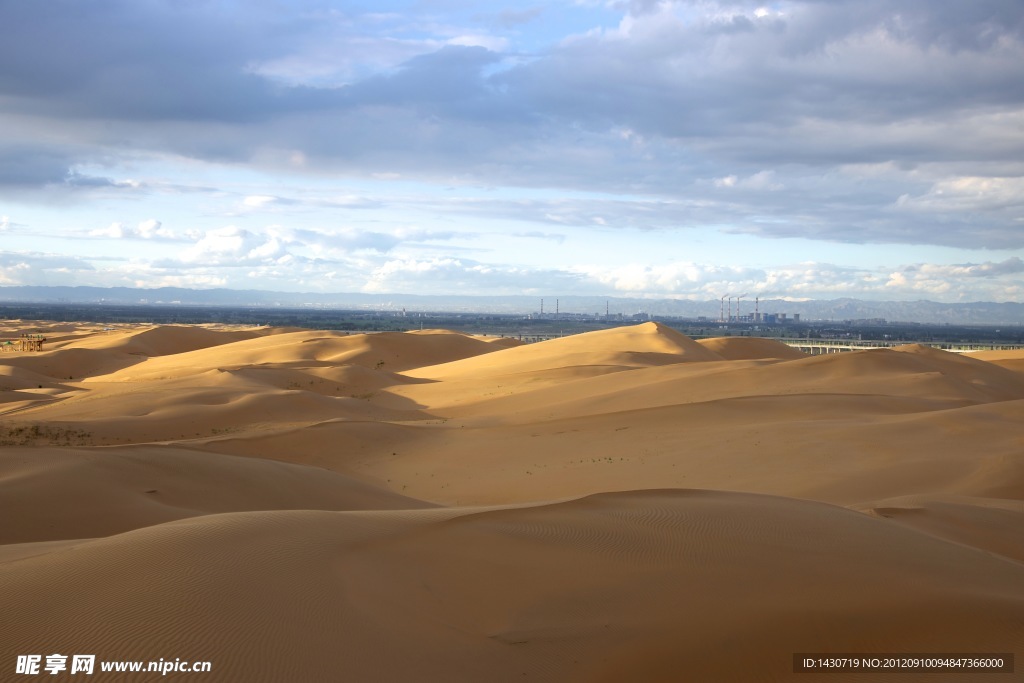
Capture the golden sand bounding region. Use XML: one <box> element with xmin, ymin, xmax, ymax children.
<box><xmin>2</xmin><ymin>321</ymin><xmax>1022</xmax><ymax>681</ymax></box>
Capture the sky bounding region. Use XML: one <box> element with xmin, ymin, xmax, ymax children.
<box><xmin>1</xmin><ymin>0</ymin><xmax>1023</xmax><ymax>303</ymax></box>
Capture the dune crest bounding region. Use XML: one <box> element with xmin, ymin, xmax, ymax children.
<box><xmin>698</xmin><ymin>335</ymin><xmax>807</xmax><ymax>360</ymax></box>
<box><xmin>406</xmin><ymin>321</ymin><xmax>722</xmax><ymax>380</ymax></box>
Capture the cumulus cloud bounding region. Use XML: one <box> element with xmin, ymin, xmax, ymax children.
<box><xmin>242</xmin><ymin>195</ymin><xmax>281</xmax><ymax>209</ymax></box>
<box><xmin>896</xmin><ymin>176</ymin><xmax>1024</xmax><ymax>213</ymax></box>
<box><xmin>89</xmin><ymin>219</ymin><xmax>177</xmax><ymax>240</ymax></box>
<box><xmin>282</xmin><ymin>227</ymin><xmax>403</xmax><ymax>254</ymax></box>
<box><xmin>363</xmin><ymin>257</ymin><xmax>586</xmax><ymax>294</ymax></box>
<box><xmin>149</xmin><ymin>222</ymin><xmax>467</xmax><ymax>274</ymax></box>
<box><xmin>897</xmin><ymin>257</ymin><xmax>1024</xmax><ymax>280</ymax></box>
<box><xmin>577</xmin><ymin>262</ymin><xmax>767</xmax><ymax>294</ymax></box>
<box><xmin>168</xmin><ymin>226</ymin><xmax>290</xmax><ymax>267</ymax></box>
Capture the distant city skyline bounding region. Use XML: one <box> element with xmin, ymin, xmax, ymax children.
<box><xmin>1</xmin><ymin>1</ymin><xmax>1023</xmax><ymax>303</ymax></box>
<box><xmin>3</xmin><ymin>284</ymin><xmax>1024</xmax><ymax>325</ymax></box>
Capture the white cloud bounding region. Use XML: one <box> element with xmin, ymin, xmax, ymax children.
<box><xmin>174</xmin><ymin>226</ymin><xmax>289</xmax><ymax>266</ymax></box>
<box><xmin>89</xmin><ymin>223</ymin><xmax>127</xmax><ymax>238</ymax></box>
<box><xmin>0</xmin><ymin>251</ymin><xmax>95</xmax><ymax>285</ymax></box>
<box><xmin>446</xmin><ymin>35</ymin><xmax>509</xmax><ymax>51</ymax></box>
<box><xmin>131</xmin><ymin>273</ymin><xmax>228</xmax><ymax>289</ymax></box>
<box><xmin>362</xmin><ymin>256</ymin><xmax>583</xmax><ymax>294</ymax></box>
<box><xmin>917</xmin><ymin>257</ymin><xmax>1024</xmax><ymax>278</ymax></box>
<box><xmin>242</xmin><ymin>195</ymin><xmax>279</xmax><ymax>208</ymax></box>
<box><xmin>89</xmin><ymin>219</ymin><xmax>176</xmax><ymax>240</ymax></box>
<box><xmin>575</xmin><ymin>261</ymin><xmax>762</xmax><ymax>294</ymax></box>
<box><xmin>136</xmin><ymin>219</ymin><xmax>172</xmax><ymax>239</ymax></box>
<box><xmin>711</xmin><ymin>171</ymin><xmax>781</xmax><ymax>190</ymax></box>
<box><xmin>567</xmin><ymin>257</ymin><xmax>1024</xmax><ymax>301</ymax></box>
<box><xmin>879</xmin><ymin>257</ymin><xmax>1024</xmax><ymax>300</ymax></box>
<box><xmin>896</xmin><ymin>176</ymin><xmax>1024</xmax><ymax>213</ymax></box>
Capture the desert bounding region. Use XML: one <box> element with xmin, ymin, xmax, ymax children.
<box><xmin>2</xmin><ymin>320</ymin><xmax>1022</xmax><ymax>681</ymax></box>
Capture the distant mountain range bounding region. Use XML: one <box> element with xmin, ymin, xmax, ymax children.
<box><xmin>1</xmin><ymin>285</ymin><xmax>1022</xmax><ymax>325</ymax></box>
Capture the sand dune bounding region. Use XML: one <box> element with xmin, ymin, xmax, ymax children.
<box><xmin>3</xmin><ymin>367</ymin><xmax>430</xmax><ymax>445</ymax></box>
<box><xmin>854</xmin><ymin>494</ymin><xmax>1024</xmax><ymax>564</ymax></box>
<box><xmin>697</xmin><ymin>334</ymin><xmax>807</xmax><ymax>360</ymax></box>
<box><xmin>406</xmin><ymin>321</ymin><xmax>722</xmax><ymax>380</ymax></box>
<box><xmin>374</xmin><ymin>340</ymin><xmax>1024</xmax><ymax>433</ymax></box>
<box><xmin>0</xmin><ymin>446</ymin><xmax>430</xmax><ymax>544</ymax></box>
<box><xmin>968</xmin><ymin>347</ymin><xmax>1024</xmax><ymax>372</ymax></box>
<box><xmin>3</xmin><ymin>321</ymin><xmax>1023</xmax><ymax>681</ymax></box>
<box><xmin>2</xmin><ymin>346</ymin><xmax>148</xmax><ymax>380</ymax></box>
<box><xmin>87</xmin><ymin>328</ymin><xmax>520</xmax><ymax>382</ymax></box>
<box><xmin>66</xmin><ymin>324</ymin><xmax>264</xmax><ymax>356</ymax></box>
<box><xmin>2</xmin><ymin>490</ymin><xmax>1022</xmax><ymax>682</ymax></box>
<box><xmin>1</xmin><ymin>323</ymin><xmax>266</xmax><ymax>379</ymax></box>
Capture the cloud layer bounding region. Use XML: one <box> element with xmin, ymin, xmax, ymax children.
<box><xmin>1</xmin><ymin>0</ymin><xmax>1022</xmax><ymax>300</ymax></box>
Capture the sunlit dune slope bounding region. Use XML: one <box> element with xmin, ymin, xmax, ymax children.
<box><xmin>8</xmin><ymin>322</ymin><xmax>1020</xmax><ymax>508</ymax></box>
<box><xmin>1</xmin><ymin>321</ymin><xmax>101</xmax><ymax>347</ymax></box>
<box><xmin>2</xmin><ymin>346</ymin><xmax>147</xmax><ymax>380</ymax></box>
<box><xmin>302</xmin><ymin>395</ymin><xmax>1024</xmax><ymax>507</ymax></box>
<box><xmin>1</xmin><ymin>325</ymin><xmax>270</xmax><ymax>380</ymax></box>
<box><xmin>780</xmin><ymin>343</ymin><xmax>1024</xmax><ymax>402</ymax></box>
<box><xmin>405</xmin><ymin>321</ymin><xmax>723</xmax><ymax>380</ymax></box>
<box><xmin>65</xmin><ymin>324</ymin><xmax>264</xmax><ymax>356</ymax></box>
<box><xmin>2</xmin><ymin>368</ymin><xmax>430</xmax><ymax>445</ymax></box>
<box><xmin>967</xmin><ymin>347</ymin><xmax>1024</xmax><ymax>372</ymax></box>
<box><xmin>386</xmin><ymin>341</ymin><xmax>1024</xmax><ymax>423</ymax></box>
<box><xmin>2</xmin><ymin>490</ymin><xmax>1022</xmax><ymax>682</ymax></box>
<box><xmin>0</xmin><ymin>365</ymin><xmax>78</xmax><ymax>399</ymax></box>
<box><xmin>697</xmin><ymin>335</ymin><xmax>807</xmax><ymax>360</ymax></box>
<box><xmin>87</xmin><ymin>328</ymin><xmax>519</xmax><ymax>381</ymax></box>
<box><xmin>0</xmin><ymin>326</ymin><xmax>518</xmax><ymax>444</ymax></box>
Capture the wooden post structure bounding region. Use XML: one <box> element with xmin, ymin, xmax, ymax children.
<box><xmin>14</xmin><ymin>334</ymin><xmax>45</xmax><ymax>352</ymax></box>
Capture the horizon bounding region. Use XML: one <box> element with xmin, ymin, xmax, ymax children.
<box><xmin>3</xmin><ymin>283</ymin><xmax>1024</xmax><ymax>326</ymax></box>
<box><xmin>1</xmin><ymin>2</ymin><xmax>1023</xmax><ymax>303</ymax></box>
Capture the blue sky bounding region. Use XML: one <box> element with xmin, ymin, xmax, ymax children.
<box><xmin>1</xmin><ymin>0</ymin><xmax>1023</xmax><ymax>302</ymax></box>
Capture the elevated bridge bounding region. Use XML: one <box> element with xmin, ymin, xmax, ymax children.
<box><xmin>782</xmin><ymin>339</ymin><xmax>1024</xmax><ymax>355</ymax></box>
